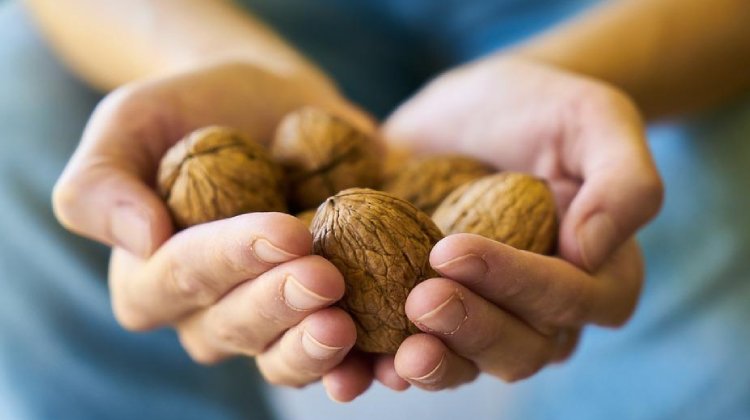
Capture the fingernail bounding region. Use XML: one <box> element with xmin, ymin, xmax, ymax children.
<box><xmin>433</xmin><ymin>254</ymin><xmax>488</xmax><ymax>282</ymax></box>
<box><xmin>301</xmin><ymin>329</ymin><xmax>343</xmax><ymax>360</ymax></box>
<box><xmin>577</xmin><ymin>213</ymin><xmax>616</xmax><ymax>271</ymax></box>
<box><xmin>415</xmin><ymin>293</ymin><xmax>467</xmax><ymax>335</ymax></box>
<box><xmin>111</xmin><ymin>205</ymin><xmax>151</xmax><ymax>257</ymax></box>
<box><xmin>408</xmin><ymin>354</ymin><xmax>446</xmax><ymax>385</ymax></box>
<box><xmin>282</xmin><ymin>275</ymin><xmax>332</xmax><ymax>311</ymax></box>
<box><xmin>252</xmin><ymin>238</ymin><xmax>299</xmax><ymax>264</ymax></box>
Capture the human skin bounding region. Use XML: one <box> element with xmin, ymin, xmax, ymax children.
<box><xmin>27</xmin><ymin>0</ymin><xmax>377</xmax><ymax>402</ymax></box>
<box><xmin>28</xmin><ymin>0</ymin><xmax>750</xmax><ymax>402</ymax></box>
<box><xmin>371</xmin><ymin>0</ymin><xmax>750</xmax><ymax>392</ymax></box>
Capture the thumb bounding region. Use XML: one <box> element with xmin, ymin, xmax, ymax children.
<box><xmin>559</xmin><ymin>112</ymin><xmax>663</xmax><ymax>272</ymax></box>
<box><xmin>53</xmin><ymin>91</ymin><xmax>173</xmax><ymax>258</ymax></box>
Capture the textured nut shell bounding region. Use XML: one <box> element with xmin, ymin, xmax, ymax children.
<box><xmin>432</xmin><ymin>173</ymin><xmax>557</xmax><ymax>254</ymax></box>
<box><xmin>271</xmin><ymin>107</ymin><xmax>382</xmax><ymax>211</ymax></box>
<box><xmin>311</xmin><ymin>188</ymin><xmax>443</xmax><ymax>353</ymax></box>
<box><xmin>158</xmin><ymin>126</ymin><xmax>286</xmax><ymax>228</ymax></box>
<box><xmin>384</xmin><ymin>154</ymin><xmax>493</xmax><ymax>214</ymax></box>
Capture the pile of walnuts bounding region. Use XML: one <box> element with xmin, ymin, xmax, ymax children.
<box><xmin>157</xmin><ymin>107</ymin><xmax>557</xmax><ymax>354</ymax></box>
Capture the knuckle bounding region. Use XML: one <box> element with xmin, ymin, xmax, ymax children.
<box><xmin>95</xmin><ymin>84</ymin><xmax>176</xmax><ymax>147</ymax></box>
<box><xmin>111</xmin><ymin>300</ymin><xmax>156</xmax><ymax>332</ymax></box>
<box><xmin>606</xmin><ymin>315</ymin><xmax>628</xmax><ymax>328</ymax></box>
<box><xmin>588</xmin><ymin>83</ymin><xmax>633</xmax><ymax>111</ymax></box>
<box><xmin>546</xmin><ymin>282</ymin><xmax>592</xmax><ymax>327</ymax></box>
<box><xmin>263</xmin><ymin>374</ymin><xmax>305</xmax><ymax>389</ymax></box>
<box><xmin>284</xmin><ymin>363</ymin><xmax>320</xmax><ymax>383</ymax></box>
<box><xmin>464</xmin><ymin>322</ymin><xmax>506</xmax><ymax>360</ymax></box>
<box><xmin>495</xmin><ymin>271</ymin><xmax>525</xmax><ymax>300</ymax></box>
<box><xmin>214</xmin><ymin>237</ymin><xmax>266</xmax><ymax>279</ymax></box>
<box><xmin>97</xmin><ymin>85</ymin><xmax>149</xmax><ymax>121</ymax></box>
<box><xmin>184</xmin><ymin>345</ymin><xmax>225</xmax><ymax>366</ymax></box>
<box><xmin>552</xmin><ymin>329</ymin><xmax>580</xmax><ymax>362</ymax></box>
<box><xmin>637</xmin><ymin>176</ymin><xmax>665</xmax><ymax>219</ymax></box>
<box><xmin>256</xmin><ymin>363</ymin><xmax>285</xmax><ymax>386</ymax></box>
<box><xmin>260</xmin><ymin>372</ymin><xmax>287</xmax><ymax>387</ymax></box>
<box><xmin>51</xmin><ymin>171</ymin><xmax>108</xmax><ymax>235</ymax></box>
<box><xmin>167</xmin><ymin>258</ymin><xmax>219</xmax><ymax>307</ymax></box>
<box><xmin>500</xmin><ymin>361</ymin><xmax>544</xmax><ymax>383</ymax></box>
<box><xmin>573</xmin><ymin>81</ymin><xmax>639</xmax><ymax>123</ymax></box>
<box><xmin>604</xmin><ymin>305</ymin><xmax>635</xmax><ymax>328</ymax></box>
<box><xmin>256</xmin><ymin>304</ymin><xmax>287</xmax><ymax>330</ymax></box>
<box><xmin>178</xmin><ymin>329</ymin><xmax>226</xmax><ymax>366</ymax></box>
<box><xmin>51</xmin><ymin>181</ymin><xmax>80</xmax><ymax>231</ymax></box>
<box><xmin>499</xmin><ymin>345</ymin><xmax>550</xmax><ymax>383</ymax></box>
<box><xmin>207</xmin><ymin>310</ymin><xmax>264</xmax><ymax>356</ymax></box>
<box><xmin>551</xmin><ymin>301</ymin><xmax>588</xmax><ymax>327</ymax></box>
<box><xmin>256</xmin><ymin>360</ymin><xmax>308</xmax><ymax>388</ymax></box>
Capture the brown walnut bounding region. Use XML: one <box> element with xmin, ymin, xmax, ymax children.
<box><xmin>271</xmin><ymin>107</ymin><xmax>382</xmax><ymax>211</ymax></box>
<box><xmin>384</xmin><ymin>154</ymin><xmax>493</xmax><ymax>214</ymax></box>
<box><xmin>157</xmin><ymin>126</ymin><xmax>286</xmax><ymax>229</ymax></box>
<box><xmin>432</xmin><ymin>172</ymin><xmax>558</xmax><ymax>254</ymax></box>
<box><xmin>311</xmin><ymin>188</ymin><xmax>443</xmax><ymax>353</ymax></box>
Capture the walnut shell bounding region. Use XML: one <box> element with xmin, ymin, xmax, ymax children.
<box><xmin>271</xmin><ymin>107</ymin><xmax>382</xmax><ymax>211</ymax></box>
<box><xmin>311</xmin><ymin>188</ymin><xmax>443</xmax><ymax>353</ymax></box>
<box><xmin>157</xmin><ymin>126</ymin><xmax>286</xmax><ymax>228</ymax></box>
<box><xmin>432</xmin><ymin>172</ymin><xmax>558</xmax><ymax>254</ymax></box>
<box><xmin>384</xmin><ymin>154</ymin><xmax>493</xmax><ymax>214</ymax></box>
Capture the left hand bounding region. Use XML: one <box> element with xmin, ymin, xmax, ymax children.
<box><xmin>322</xmin><ymin>55</ymin><xmax>663</xmax><ymax>396</ymax></box>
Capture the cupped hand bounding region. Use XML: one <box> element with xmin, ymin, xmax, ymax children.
<box><xmin>370</xmin><ymin>56</ymin><xmax>663</xmax><ymax>391</ymax></box>
<box><xmin>111</xmin><ymin>212</ymin><xmax>358</xmax><ymax>387</ymax></box>
<box><xmin>54</xmin><ymin>60</ymin><xmax>372</xmax><ymax>257</ymax></box>
<box><xmin>52</xmin><ymin>60</ymin><xmax>374</xmax><ymax>395</ymax></box>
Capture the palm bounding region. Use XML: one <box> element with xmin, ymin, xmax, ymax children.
<box><xmin>103</xmin><ymin>63</ymin><xmax>369</xmax><ymax>183</ymax></box>
<box><xmin>384</xmin><ymin>56</ymin><xmax>656</xmax><ymax>269</ymax></box>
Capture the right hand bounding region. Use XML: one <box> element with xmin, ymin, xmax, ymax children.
<box><xmin>53</xmin><ymin>60</ymin><xmax>374</xmax><ymax>398</ymax></box>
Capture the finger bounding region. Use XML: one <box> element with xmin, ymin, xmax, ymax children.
<box><xmin>560</xmin><ymin>91</ymin><xmax>663</xmax><ymax>271</ymax></box>
<box><xmin>431</xmin><ymin>234</ymin><xmax>643</xmax><ymax>329</ymax></box>
<box><xmin>373</xmin><ymin>355</ymin><xmax>410</xmax><ymax>391</ymax></box>
<box><xmin>53</xmin><ymin>87</ymin><xmax>175</xmax><ymax>257</ymax></box>
<box><xmin>174</xmin><ymin>255</ymin><xmax>344</xmax><ymax>362</ymax></box>
<box><xmin>394</xmin><ymin>334</ymin><xmax>479</xmax><ymax>390</ymax></box>
<box><xmin>159</xmin><ymin>62</ymin><xmax>377</xmax><ymax>142</ymax></box>
<box><xmin>109</xmin><ymin>212</ymin><xmax>311</xmax><ymax>330</ymax></box>
<box><xmin>406</xmin><ymin>278</ymin><xmax>556</xmax><ymax>382</ymax></box>
<box><xmin>551</xmin><ymin>328</ymin><xmax>581</xmax><ymax>363</ymax></box>
<box><xmin>322</xmin><ymin>353</ymin><xmax>375</xmax><ymax>403</ymax></box>
<box><xmin>256</xmin><ymin>307</ymin><xmax>356</xmax><ymax>388</ymax></box>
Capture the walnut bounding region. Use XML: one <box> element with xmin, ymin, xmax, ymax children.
<box><xmin>271</xmin><ymin>107</ymin><xmax>382</xmax><ymax>211</ymax></box>
<box><xmin>311</xmin><ymin>188</ymin><xmax>443</xmax><ymax>353</ymax></box>
<box><xmin>432</xmin><ymin>172</ymin><xmax>558</xmax><ymax>254</ymax></box>
<box><xmin>384</xmin><ymin>154</ymin><xmax>493</xmax><ymax>214</ymax></box>
<box><xmin>157</xmin><ymin>126</ymin><xmax>286</xmax><ymax>229</ymax></box>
